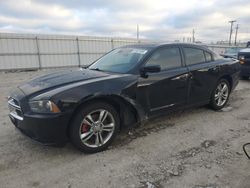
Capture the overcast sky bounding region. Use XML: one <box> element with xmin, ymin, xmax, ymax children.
<box><xmin>0</xmin><ymin>0</ymin><xmax>250</xmax><ymax>42</ymax></box>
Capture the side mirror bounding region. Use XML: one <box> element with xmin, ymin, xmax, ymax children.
<box><xmin>243</xmin><ymin>143</ymin><xmax>250</xmax><ymax>159</ymax></box>
<box><xmin>140</xmin><ymin>65</ymin><xmax>161</xmax><ymax>78</ymax></box>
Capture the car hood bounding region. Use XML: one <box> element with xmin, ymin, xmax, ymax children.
<box><xmin>18</xmin><ymin>69</ymin><xmax>112</xmax><ymax>96</ymax></box>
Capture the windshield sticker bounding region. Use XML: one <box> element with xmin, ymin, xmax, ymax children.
<box><xmin>131</xmin><ymin>49</ymin><xmax>148</xmax><ymax>54</ymax></box>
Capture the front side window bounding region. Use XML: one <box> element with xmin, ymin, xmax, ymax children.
<box><xmin>88</xmin><ymin>47</ymin><xmax>148</xmax><ymax>73</ymax></box>
<box><xmin>146</xmin><ymin>47</ymin><xmax>182</xmax><ymax>71</ymax></box>
<box><xmin>184</xmin><ymin>47</ymin><xmax>206</xmax><ymax>65</ymax></box>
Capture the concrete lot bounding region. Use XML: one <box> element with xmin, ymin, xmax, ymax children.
<box><xmin>0</xmin><ymin>69</ymin><xmax>250</xmax><ymax>188</ymax></box>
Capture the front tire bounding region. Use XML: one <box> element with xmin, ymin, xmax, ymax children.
<box><xmin>210</xmin><ymin>79</ymin><xmax>230</xmax><ymax>110</ymax></box>
<box><xmin>69</xmin><ymin>102</ymin><xmax>120</xmax><ymax>153</ymax></box>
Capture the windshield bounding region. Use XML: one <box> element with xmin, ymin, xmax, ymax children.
<box><xmin>88</xmin><ymin>47</ymin><xmax>148</xmax><ymax>73</ymax></box>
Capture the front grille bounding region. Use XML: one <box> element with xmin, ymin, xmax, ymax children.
<box><xmin>8</xmin><ymin>97</ymin><xmax>23</xmax><ymax>121</ymax></box>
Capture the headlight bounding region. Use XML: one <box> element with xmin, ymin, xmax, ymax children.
<box><xmin>29</xmin><ymin>100</ymin><xmax>61</xmax><ymax>113</ymax></box>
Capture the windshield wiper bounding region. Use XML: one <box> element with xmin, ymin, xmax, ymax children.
<box><xmin>81</xmin><ymin>65</ymin><xmax>88</xmax><ymax>69</ymax></box>
<box><xmin>89</xmin><ymin>68</ymin><xmax>102</xmax><ymax>71</ymax></box>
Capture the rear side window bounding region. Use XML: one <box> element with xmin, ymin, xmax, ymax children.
<box><xmin>214</xmin><ymin>52</ymin><xmax>223</xmax><ymax>60</ymax></box>
<box><xmin>184</xmin><ymin>47</ymin><xmax>206</xmax><ymax>65</ymax></box>
<box><xmin>204</xmin><ymin>51</ymin><xmax>212</xmax><ymax>62</ymax></box>
<box><xmin>146</xmin><ymin>47</ymin><xmax>182</xmax><ymax>71</ymax></box>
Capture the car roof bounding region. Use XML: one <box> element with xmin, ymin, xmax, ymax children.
<box><xmin>123</xmin><ymin>42</ymin><xmax>207</xmax><ymax>49</ymax></box>
<box><xmin>122</xmin><ymin>42</ymin><xmax>211</xmax><ymax>51</ymax></box>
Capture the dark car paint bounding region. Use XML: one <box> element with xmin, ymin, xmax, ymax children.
<box><xmin>238</xmin><ymin>49</ymin><xmax>250</xmax><ymax>77</ymax></box>
<box><xmin>8</xmin><ymin>43</ymin><xmax>240</xmax><ymax>145</ymax></box>
<box><xmin>19</xmin><ymin>69</ymin><xmax>111</xmax><ymax>96</ymax></box>
<box><xmin>138</xmin><ymin>66</ymin><xmax>189</xmax><ymax>112</ymax></box>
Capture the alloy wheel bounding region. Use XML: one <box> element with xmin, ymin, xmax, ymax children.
<box><xmin>214</xmin><ymin>82</ymin><xmax>229</xmax><ymax>106</ymax></box>
<box><xmin>79</xmin><ymin>109</ymin><xmax>115</xmax><ymax>148</ymax></box>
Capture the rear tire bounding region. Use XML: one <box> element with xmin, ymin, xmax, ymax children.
<box><xmin>69</xmin><ymin>101</ymin><xmax>120</xmax><ymax>153</ymax></box>
<box><xmin>210</xmin><ymin>79</ymin><xmax>230</xmax><ymax>110</ymax></box>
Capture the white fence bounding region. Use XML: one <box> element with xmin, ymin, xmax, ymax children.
<box><xmin>0</xmin><ymin>33</ymin><xmax>140</xmax><ymax>70</ymax></box>
<box><xmin>0</xmin><ymin>33</ymin><xmax>243</xmax><ymax>71</ymax></box>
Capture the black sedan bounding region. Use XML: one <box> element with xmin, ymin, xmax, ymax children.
<box><xmin>8</xmin><ymin>43</ymin><xmax>240</xmax><ymax>153</ymax></box>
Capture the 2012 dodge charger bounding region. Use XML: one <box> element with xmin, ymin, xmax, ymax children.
<box><xmin>8</xmin><ymin>43</ymin><xmax>240</xmax><ymax>153</ymax></box>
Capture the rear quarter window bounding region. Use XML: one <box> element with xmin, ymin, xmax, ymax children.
<box><xmin>204</xmin><ymin>51</ymin><xmax>213</xmax><ymax>62</ymax></box>
<box><xmin>184</xmin><ymin>47</ymin><xmax>206</xmax><ymax>65</ymax></box>
<box><xmin>214</xmin><ymin>53</ymin><xmax>223</xmax><ymax>60</ymax></box>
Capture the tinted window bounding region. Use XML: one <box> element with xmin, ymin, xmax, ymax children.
<box><xmin>88</xmin><ymin>48</ymin><xmax>148</xmax><ymax>73</ymax></box>
<box><xmin>204</xmin><ymin>51</ymin><xmax>212</xmax><ymax>62</ymax></box>
<box><xmin>214</xmin><ymin>53</ymin><xmax>223</xmax><ymax>60</ymax></box>
<box><xmin>184</xmin><ymin>47</ymin><xmax>206</xmax><ymax>65</ymax></box>
<box><xmin>146</xmin><ymin>47</ymin><xmax>182</xmax><ymax>71</ymax></box>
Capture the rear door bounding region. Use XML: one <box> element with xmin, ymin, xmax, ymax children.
<box><xmin>183</xmin><ymin>46</ymin><xmax>220</xmax><ymax>104</ymax></box>
<box><xmin>137</xmin><ymin>46</ymin><xmax>189</xmax><ymax>114</ymax></box>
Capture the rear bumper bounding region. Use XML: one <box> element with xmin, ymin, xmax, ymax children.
<box><xmin>240</xmin><ymin>65</ymin><xmax>250</xmax><ymax>77</ymax></box>
<box><xmin>9</xmin><ymin>112</ymin><xmax>72</xmax><ymax>145</ymax></box>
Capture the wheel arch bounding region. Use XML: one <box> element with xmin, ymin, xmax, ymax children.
<box><xmin>66</xmin><ymin>94</ymin><xmax>140</xmax><ymax>137</ymax></box>
<box><xmin>219</xmin><ymin>74</ymin><xmax>233</xmax><ymax>91</ymax></box>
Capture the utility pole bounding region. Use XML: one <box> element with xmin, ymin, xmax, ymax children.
<box><xmin>137</xmin><ymin>24</ymin><xmax>139</xmax><ymax>41</ymax></box>
<box><xmin>192</xmin><ymin>29</ymin><xmax>195</xmax><ymax>43</ymax></box>
<box><xmin>228</xmin><ymin>20</ymin><xmax>236</xmax><ymax>46</ymax></box>
<box><xmin>234</xmin><ymin>24</ymin><xmax>239</xmax><ymax>46</ymax></box>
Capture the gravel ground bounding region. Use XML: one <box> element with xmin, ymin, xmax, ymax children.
<box><xmin>0</xmin><ymin>69</ymin><xmax>250</xmax><ymax>188</ymax></box>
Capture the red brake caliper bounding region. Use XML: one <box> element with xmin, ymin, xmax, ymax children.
<box><xmin>81</xmin><ymin>123</ymin><xmax>90</xmax><ymax>133</ymax></box>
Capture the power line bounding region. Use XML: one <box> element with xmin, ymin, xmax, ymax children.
<box><xmin>228</xmin><ymin>20</ymin><xmax>236</xmax><ymax>46</ymax></box>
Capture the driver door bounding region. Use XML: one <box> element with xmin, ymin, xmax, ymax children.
<box><xmin>137</xmin><ymin>46</ymin><xmax>189</xmax><ymax>115</ymax></box>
